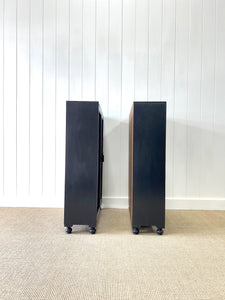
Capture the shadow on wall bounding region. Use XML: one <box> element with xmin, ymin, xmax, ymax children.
<box><xmin>102</xmin><ymin>118</ymin><xmax>128</xmax><ymax>199</ymax></box>
<box><xmin>102</xmin><ymin>117</ymin><xmax>225</xmax><ymax>201</ymax></box>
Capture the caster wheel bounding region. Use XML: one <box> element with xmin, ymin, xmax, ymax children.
<box><xmin>66</xmin><ymin>227</ymin><xmax>72</xmax><ymax>234</ymax></box>
<box><xmin>133</xmin><ymin>227</ymin><xmax>139</xmax><ymax>235</ymax></box>
<box><xmin>157</xmin><ymin>228</ymin><xmax>163</xmax><ymax>235</ymax></box>
<box><xmin>89</xmin><ymin>227</ymin><xmax>96</xmax><ymax>234</ymax></box>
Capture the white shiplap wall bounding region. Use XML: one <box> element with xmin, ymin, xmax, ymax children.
<box><xmin>0</xmin><ymin>0</ymin><xmax>225</xmax><ymax>209</ymax></box>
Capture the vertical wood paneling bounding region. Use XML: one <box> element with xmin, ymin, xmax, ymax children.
<box><xmin>213</xmin><ymin>0</ymin><xmax>225</xmax><ymax>198</ymax></box>
<box><xmin>96</xmin><ymin>0</ymin><xmax>109</xmax><ymax>197</ymax></box>
<box><xmin>161</xmin><ymin>0</ymin><xmax>175</xmax><ymax>198</ymax></box>
<box><xmin>186</xmin><ymin>0</ymin><xmax>202</xmax><ymax>198</ymax></box>
<box><xmin>103</xmin><ymin>0</ymin><xmax>122</xmax><ymax>197</ymax></box>
<box><xmin>121</xmin><ymin>0</ymin><xmax>135</xmax><ymax>118</ymax></box>
<box><xmin>135</xmin><ymin>0</ymin><xmax>148</xmax><ymax>100</ymax></box>
<box><xmin>200</xmin><ymin>0</ymin><xmax>216</xmax><ymax>198</ymax></box>
<box><xmin>17</xmin><ymin>0</ymin><xmax>30</xmax><ymax>196</ymax></box>
<box><xmin>96</xmin><ymin>0</ymin><xmax>109</xmax><ymax>114</ymax></box>
<box><xmin>55</xmin><ymin>0</ymin><xmax>69</xmax><ymax>203</ymax></box>
<box><xmin>70</xmin><ymin>0</ymin><xmax>82</xmax><ymax>100</ymax></box>
<box><xmin>0</xmin><ymin>0</ymin><xmax>4</xmax><ymax>196</ymax></box>
<box><xmin>82</xmin><ymin>0</ymin><xmax>96</xmax><ymax>100</ymax></box>
<box><xmin>120</xmin><ymin>0</ymin><xmax>135</xmax><ymax>197</ymax></box>
<box><xmin>1</xmin><ymin>0</ymin><xmax>225</xmax><ymax>206</ymax></box>
<box><xmin>108</xmin><ymin>0</ymin><xmax>122</xmax><ymax>118</ymax></box>
<box><xmin>42</xmin><ymin>0</ymin><xmax>56</xmax><ymax>196</ymax></box>
<box><xmin>148</xmin><ymin>0</ymin><xmax>163</xmax><ymax>99</ymax></box>
<box><xmin>30</xmin><ymin>0</ymin><xmax>43</xmax><ymax>196</ymax></box>
<box><xmin>173</xmin><ymin>0</ymin><xmax>189</xmax><ymax>198</ymax></box>
<box><xmin>4</xmin><ymin>0</ymin><xmax>17</xmax><ymax>196</ymax></box>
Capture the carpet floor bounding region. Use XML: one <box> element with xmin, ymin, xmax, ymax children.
<box><xmin>0</xmin><ymin>208</ymin><xmax>224</xmax><ymax>300</ymax></box>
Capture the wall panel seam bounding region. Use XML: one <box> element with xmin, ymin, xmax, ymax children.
<box><xmin>54</xmin><ymin>0</ymin><xmax>57</xmax><ymax>195</ymax></box>
<box><xmin>213</xmin><ymin>0</ymin><xmax>217</xmax><ymax>134</ymax></box>
<box><xmin>172</xmin><ymin>0</ymin><xmax>177</xmax><ymax>199</ymax></box>
<box><xmin>94</xmin><ymin>0</ymin><xmax>97</xmax><ymax>101</ymax></box>
<box><xmin>147</xmin><ymin>0</ymin><xmax>150</xmax><ymax>100</ymax></box>
<box><xmin>2</xmin><ymin>0</ymin><xmax>4</xmax><ymax>195</ymax></box>
<box><xmin>199</xmin><ymin>0</ymin><xmax>204</xmax><ymax>199</ymax></box>
<box><xmin>28</xmin><ymin>0</ymin><xmax>31</xmax><ymax>195</ymax></box>
<box><xmin>160</xmin><ymin>0</ymin><xmax>163</xmax><ymax>100</ymax></box>
<box><xmin>107</xmin><ymin>0</ymin><xmax>110</xmax><ymax>115</ymax></box>
<box><xmin>185</xmin><ymin>0</ymin><xmax>191</xmax><ymax>199</ymax></box>
<box><xmin>16</xmin><ymin>0</ymin><xmax>18</xmax><ymax>196</ymax></box>
<box><xmin>120</xmin><ymin>0</ymin><xmax>123</xmax><ymax>197</ymax></box>
<box><xmin>41</xmin><ymin>0</ymin><xmax>44</xmax><ymax>195</ymax></box>
<box><xmin>68</xmin><ymin>0</ymin><xmax>70</xmax><ymax>100</ymax></box>
<box><xmin>134</xmin><ymin>0</ymin><xmax>136</xmax><ymax>100</ymax></box>
<box><xmin>81</xmin><ymin>0</ymin><xmax>84</xmax><ymax>101</ymax></box>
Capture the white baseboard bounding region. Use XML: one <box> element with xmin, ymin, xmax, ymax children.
<box><xmin>102</xmin><ymin>197</ymin><xmax>225</xmax><ymax>210</ymax></box>
<box><xmin>101</xmin><ymin>197</ymin><xmax>129</xmax><ymax>209</ymax></box>
<box><xmin>0</xmin><ymin>196</ymin><xmax>225</xmax><ymax>210</ymax></box>
<box><xmin>166</xmin><ymin>197</ymin><xmax>225</xmax><ymax>210</ymax></box>
<box><xmin>0</xmin><ymin>196</ymin><xmax>64</xmax><ymax>208</ymax></box>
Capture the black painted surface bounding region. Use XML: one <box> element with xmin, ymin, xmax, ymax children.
<box><xmin>64</xmin><ymin>101</ymin><xmax>104</xmax><ymax>228</ymax></box>
<box><xmin>132</xmin><ymin>102</ymin><xmax>166</xmax><ymax>229</ymax></box>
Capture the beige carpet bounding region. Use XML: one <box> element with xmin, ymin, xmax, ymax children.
<box><xmin>0</xmin><ymin>208</ymin><xmax>225</xmax><ymax>300</ymax></box>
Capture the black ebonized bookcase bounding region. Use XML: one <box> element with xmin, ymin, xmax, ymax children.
<box><xmin>129</xmin><ymin>102</ymin><xmax>166</xmax><ymax>235</ymax></box>
<box><xmin>64</xmin><ymin>101</ymin><xmax>104</xmax><ymax>234</ymax></box>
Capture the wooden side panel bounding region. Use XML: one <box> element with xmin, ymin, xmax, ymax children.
<box><xmin>129</xmin><ymin>104</ymin><xmax>134</xmax><ymax>220</ymax></box>
<box><xmin>64</xmin><ymin>101</ymin><xmax>99</xmax><ymax>228</ymax></box>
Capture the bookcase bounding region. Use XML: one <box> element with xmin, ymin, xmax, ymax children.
<box><xmin>129</xmin><ymin>102</ymin><xmax>166</xmax><ymax>235</ymax></box>
<box><xmin>64</xmin><ymin>101</ymin><xmax>104</xmax><ymax>234</ymax></box>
